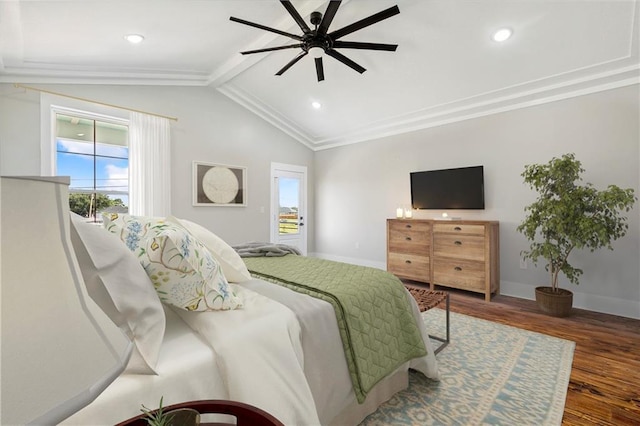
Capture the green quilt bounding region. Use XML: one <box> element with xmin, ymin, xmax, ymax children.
<box><xmin>243</xmin><ymin>255</ymin><xmax>427</xmax><ymax>403</ymax></box>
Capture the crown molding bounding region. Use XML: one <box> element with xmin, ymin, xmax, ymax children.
<box><xmin>216</xmin><ymin>63</ymin><xmax>639</xmax><ymax>151</ymax></box>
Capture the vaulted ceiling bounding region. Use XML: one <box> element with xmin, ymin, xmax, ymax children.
<box><xmin>1</xmin><ymin>0</ymin><xmax>638</xmax><ymax>150</ymax></box>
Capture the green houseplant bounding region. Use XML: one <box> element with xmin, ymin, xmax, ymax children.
<box><xmin>517</xmin><ymin>153</ymin><xmax>636</xmax><ymax>317</ymax></box>
<box><xmin>141</xmin><ymin>397</ymin><xmax>200</xmax><ymax>426</ymax></box>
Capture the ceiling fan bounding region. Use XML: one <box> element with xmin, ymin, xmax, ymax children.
<box><xmin>230</xmin><ymin>0</ymin><xmax>400</xmax><ymax>81</ymax></box>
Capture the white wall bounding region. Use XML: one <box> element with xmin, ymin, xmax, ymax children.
<box><xmin>0</xmin><ymin>83</ymin><xmax>315</xmax><ymax>248</ymax></box>
<box><xmin>314</xmin><ymin>85</ymin><xmax>640</xmax><ymax>319</ymax></box>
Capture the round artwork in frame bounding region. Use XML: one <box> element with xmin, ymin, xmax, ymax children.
<box><xmin>193</xmin><ymin>162</ymin><xmax>246</xmax><ymax>206</ymax></box>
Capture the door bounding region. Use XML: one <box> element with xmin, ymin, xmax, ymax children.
<box><xmin>271</xmin><ymin>163</ymin><xmax>307</xmax><ymax>255</ymax></box>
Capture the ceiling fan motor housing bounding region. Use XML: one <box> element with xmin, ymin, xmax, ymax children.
<box><xmin>304</xmin><ymin>33</ymin><xmax>332</xmax><ymax>54</ymax></box>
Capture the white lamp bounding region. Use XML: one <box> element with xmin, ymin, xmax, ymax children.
<box><xmin>1</xmin><ymin>176</ymin><xmax>133</xmax><ymax>425</ymax></box>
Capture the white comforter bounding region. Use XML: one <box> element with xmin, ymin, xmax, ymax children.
<box><xmin>172</xmin><ymin>285</ymin><xmax>320</xmax><ymax>425</ymax></box>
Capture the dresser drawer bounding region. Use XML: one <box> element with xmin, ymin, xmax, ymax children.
<box><xmin>433</xmin><ymin>223</ymin><xmax>485</xmax><ymax>235</ymax></box>
<box><xmin>388</xmin><ymin>220</ymin><xmax>431</xmax><ymax>255</ymax></box>
<box><xmin>433</xmin><ymin>258</ymin><xmax>485</xmax><ymax>291</ymax></box>
<box><xmin>433</xmin><ymin>233</ymin><xmax>484</xmax><ymax>261</ymax></box>
<box><xmin>389</xmin><ymin>220</ymin><xmax>431</xmax><ymax>238</ymax></box>
<box><xmin>388</xmin><ymin>252</ymin><xmax>430</xmax><ymax>281</ymax></box>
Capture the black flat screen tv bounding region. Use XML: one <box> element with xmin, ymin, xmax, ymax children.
<box><xmin>410</xmin><ymin>165</ymin><xmax>485</xmax><ymax>210</ymax></box>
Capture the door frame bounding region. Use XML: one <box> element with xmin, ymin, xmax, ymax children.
<box><xmin>270</xmin><ymin>162</ymin><xmax>308</xmax><ymax>255</ymax></box>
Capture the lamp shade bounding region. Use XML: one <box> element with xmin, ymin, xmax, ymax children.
<box><xmin>1</xmin><ymin>176</ymin><xmax>133</xmax><ymax>425</ymax></box>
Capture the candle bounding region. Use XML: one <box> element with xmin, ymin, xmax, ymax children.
<box><xmin>396</xmin><ymin>207</ymin><xmax>403</xmax><ymax>218</ymax></box>
<box><xmin>404</xmin><ymin>208</ymin><xmax>413</xmax><ymax>218</ymax></box>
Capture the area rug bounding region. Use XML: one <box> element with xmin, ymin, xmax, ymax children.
<box><xmin>360</xmin><ymin>309</ymin><xmax>575</xmax><ymax>425</ymax></box>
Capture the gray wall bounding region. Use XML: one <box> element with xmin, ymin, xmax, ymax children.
<box><xmin>0</xmin><ymin>83</ymin><xmax>315</xmax><ymax>248</ymax></box>
<box><xmin>1</xmin><ymin>83</ymin><xmax>638</xmax><ymax>318</ymax></box>
<box><xmin>314</xmin><ymin>85</ymin><xmax>640</xmax><ymax>319</ymax></box>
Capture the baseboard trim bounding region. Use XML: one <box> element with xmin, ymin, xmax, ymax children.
<box><xmin>306</xmin><ymin>258</ymin><xmax>640</xmax><ymax>320</ymax></box>
<box><xmin>500</xmin><ymin>280</ymin><xmax>640</xmax><ymax>320</ymax></box>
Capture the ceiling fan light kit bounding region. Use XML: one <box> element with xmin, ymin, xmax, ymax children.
<box><xmin>230</xmin><ymin>0</ymin><xmax>400</xmax><ymax>82</ymax></box>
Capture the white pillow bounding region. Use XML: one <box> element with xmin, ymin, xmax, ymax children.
<box><xmin>102</xmin><ymin>213</ymin><xmax>242</xmax><ymax>311</ymax></box>
<box><xmin>167</xmin><ymin>216</ymin><xmax>252</xmax><ymax>283</ymax></box>
<box><xmin>69</xmin><ymin>213</ymin><xmax>165</xmax><ymax>375</ymax></box>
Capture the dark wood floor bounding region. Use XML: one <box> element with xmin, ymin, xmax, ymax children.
<box><xmin>406</xmin><ymin>283</ymin><xmax>640</xmax><ymax>425</ymax></box>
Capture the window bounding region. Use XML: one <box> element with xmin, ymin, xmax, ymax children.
<box><xmin>55</xmin><ymin>112</ymin><xmax>129</xmax><ymax>221</ymax></box>
<box><xmin>278</xmin><ymin>177</ymin><xmax>300</xmax><ymax>234</ymax></box>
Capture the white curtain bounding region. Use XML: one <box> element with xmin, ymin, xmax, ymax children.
<box><xmin>129</xmin><ymin>112</ymin><xmax>171</xmax><ymax>217</ymax></box>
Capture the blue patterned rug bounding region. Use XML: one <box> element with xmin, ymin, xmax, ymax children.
<box><xmin>360</xmin><ymin>309</ymin><xmax>575</xmax><ymax>425</ymax></box>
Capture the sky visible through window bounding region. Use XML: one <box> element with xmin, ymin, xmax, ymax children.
<box><xmin>279</xmin><ymin>177</ymin><xmax>299</xmax><ymax>211</ymax></box>
<box><xmin>56</xmin><ymin>138</ymin><xmax>129</xmax><ymax>206</ymax></box>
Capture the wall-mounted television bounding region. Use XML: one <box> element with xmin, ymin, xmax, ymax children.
<box><xmin>410</xmin><ymin>165</ymin><xmax>485</xmax><ymax>210</ymax></box>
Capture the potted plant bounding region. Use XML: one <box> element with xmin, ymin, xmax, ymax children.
<box><xmin>141</xmin><ymin>397</ymin><xmax>200</xmax><ymax>426</ymax></box>
<box><xmin>517</xmin><ymin>153</ymin><xmax>636</xmax><ymax>317</ymax></box>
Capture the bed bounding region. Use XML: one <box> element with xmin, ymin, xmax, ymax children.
<box><xmin>63</xmin><ymin>214</ymin><xmax>439</xmax><ymax>426</ymax></box>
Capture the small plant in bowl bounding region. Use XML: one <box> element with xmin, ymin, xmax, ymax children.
<box><xmin>141</xmin><ymin>397</ymin><xmax>200</xmax><ymax>426</ymax></box>
<box><xmin>141</xmin><ymin>397</ymin><xmax>173</xmax><ymax>426</ymax></box>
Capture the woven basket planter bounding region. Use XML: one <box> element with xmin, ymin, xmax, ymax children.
<box><xmin>535</xmin><ymin>286</ymin><xmax>573</xmax><ymax>317</ymax></box>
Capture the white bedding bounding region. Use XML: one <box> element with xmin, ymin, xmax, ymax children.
<box><xmin>172</xmin><ymin>284</ymin><xmax>320</xmax><ymax>425</ymax></box>
<box><xmin>63</xmin><ymin>305</ymin><xmax>226</xmax><ymax>425</ymax></box>
<box><xmin>64</xmin><ymin>279</ymin><xmax>438</xmax><ymax>426</ymax></box>
<box><xmin>242</xmin><ymin>278</ymin><xmax>440</xmax><ymax>424</ymax></box>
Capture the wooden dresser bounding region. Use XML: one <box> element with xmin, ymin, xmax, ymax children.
<box><xmin>387</xmin><ymin>219</ymin><xmax>499</xmax><ymax>301</ymax></box>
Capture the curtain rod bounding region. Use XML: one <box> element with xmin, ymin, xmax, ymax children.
<box><xmin>13</xmin><ymin>83</ymin><xmax>178</xmax><ymax>122</ymax></box>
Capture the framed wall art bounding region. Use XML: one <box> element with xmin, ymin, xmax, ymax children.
<box><xmin>193</xmin><ymin>161</ymin><xmax>247</xmax><ymax>206</ymax></box>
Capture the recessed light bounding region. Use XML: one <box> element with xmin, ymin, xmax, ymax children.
<box><xmin>311</xmin><ymin>101</ymin><xmax>322</xmax><ymax>109</ymax></box>
<box><xmin>77</xmin><ymin>133</ymin><xmax>85</xmax><ymax>137</ymax></box>
<box><xmin>125</xmin><ymin>34</ymin><xmax>145</xmax><ymax>44</ymax></box>
<box><xmin>492</xmin><ymin>28</ymin><xmax>513</xmax><ymax>42</ymax></box>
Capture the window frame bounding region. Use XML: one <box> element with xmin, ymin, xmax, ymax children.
<box><xmin>41</xmin><ymin>93</ymin><xmax>129</xmax><ymax>176</ymax></box>
<box><xmin>41</xmin><ymin>94</ymin><xmax>130</xmax><ymax>221</ymax></box>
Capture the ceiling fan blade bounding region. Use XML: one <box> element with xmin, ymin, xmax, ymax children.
<box><xmin>317</xmin><ymin>1</ymin><xmax>341</xmax><ymax>37</ymax></box>
<box><xmin>325</xmin><ymin>49</ymin><xmax>366</xmax><ymax>74</ymax></box>
<box><xmin>329</xmin><ymin>5</ymin><xmax>400</xmax><ymax>40</ymax></box>
<box><xmin>315</xmin><ymin>57</ymin><xmax>325</xmax><ymax>82</ymax></box>
<box><xmin>230</xmin><ymin>16</ymin><xmax>302</xmax><ymax>41</ymax></box>
<box><xmin>280</xmin><ymin>0</ymin><xmax>311</xmax><ymax>34</ymax></box>
<box><xmin>332</xmin><ymin>41</ymin><xmax>397</xmax><ymax>51</ymax></box>
<box><xmin>275</xmin><ymin>51</ymin><xmax>308</xmax><ymax>76</ymax></box>
<box><xmin>240</xmin><ymin>44</ymin><xmax>304</xmax><ymax>55</ymax></box>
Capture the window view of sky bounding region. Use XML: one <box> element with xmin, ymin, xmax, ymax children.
<box><xmin>56</xmin><ymin>138</ymin><xmax>129</xmax><ymax>205</ymax></box>
<box><xmin>279</xmin><ymin>177</ymin><xmax>299</xmax><ymax>210</ymax></box>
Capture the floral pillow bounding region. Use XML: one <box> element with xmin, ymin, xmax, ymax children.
<box><xmin>102</xmin><ymin>213</ymin><xmax>242</xmax><ymax>311</ymax></box>
<box><xmin>102</xmin><ymin>213</ymin><xmax>170</xmax><ymax>255</ymax></box>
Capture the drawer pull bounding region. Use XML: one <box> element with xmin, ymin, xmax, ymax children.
<box><xmin>454</xmin><ymin>266</ymin><xmax>462</xmax><ymax>271</ymax></box>
<box><xmin>405</xmin><ymin>236</ymin><xmax>412</xmax><ymax>241</ymax></box>
<box><xmin>454</xmin><ymin>240</ymin><xmax>462</xmax><ymax>245</ymax></box>
<box><xmin>454</xmin><ymin>226</ymin><xmax>462</xmax><ymax>231</ymax></box>
<box><xmin>405</xmin><ymin>224</ymin><xmax>412</xmax><ymax>228</ymax></box>
<box><xmin>405</xmin><ymin>260</ymin><xmax>412</xmax><ymax>264</ymax></box>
